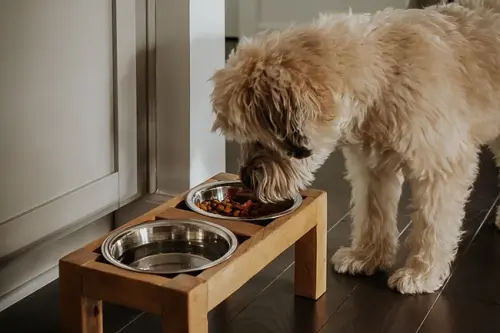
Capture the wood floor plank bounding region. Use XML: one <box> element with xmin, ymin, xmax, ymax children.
<box><xmin>418</xmin><ymin>296</ymin><xmax>500</xmax><ymax>333</ymax></box>
<box><xmin>439</xmin><ymin>148</ymin><xmax>500</xmax><ymax>303</ymax></box>
<box><xmin>319</xmin><ymin>283</ymin><xmax>438</xmax><ymax>333</ymax></box>
<box><xmin>442</xmin><ymin>220</ymin><xmax>500</xmax><ymax>303</ymax></box>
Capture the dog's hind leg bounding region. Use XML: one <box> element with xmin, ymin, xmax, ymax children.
<box><xmin>331</xmin><ymin>146</ymin><xmax>403</xmax><ymax>275</ymax></box>
<box><xmin>388</xmin><ymin>147</ymin><xmax>479</xmax><ymax>294</ymax></box>
<box><xmin>487</xmin><ymin>138</ymin><xmax>500</xmax><ymax>230</ymax></box>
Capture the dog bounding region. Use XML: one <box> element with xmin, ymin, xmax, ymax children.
<box><xmin>210</xmin><ymin>0</ymin><xmax>500</xmax><ymax>294</ymax></box>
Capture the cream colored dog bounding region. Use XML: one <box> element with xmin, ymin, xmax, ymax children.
<box><xmin>210</xmin><ymin>0</ymin><xmax>500</xmax><ymax>294</ymax></box>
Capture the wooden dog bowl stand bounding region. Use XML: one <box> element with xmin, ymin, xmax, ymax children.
<box><xmin>59</xmin><ymin>173</ymin><xmax>327</xmax><ymax>333</ymax></box>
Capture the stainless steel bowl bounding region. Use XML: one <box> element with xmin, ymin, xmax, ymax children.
<box><xmin>101</xmin><ymin>219</ymin><xmax>238</xmax><ymax>274</ymax></box>
<box><xmin>185</xmin><ymin>180</ymin><xmax>303</xmax><ymax>221</ymax></box>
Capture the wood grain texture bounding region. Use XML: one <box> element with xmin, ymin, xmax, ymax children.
<box><xmin>294</xmin><ymin>191</ymin><xmax>327</xmax><ymax>300</ymax></box>
<box><xmin>59</xmin><ymin>250</ymin><xmax>103</xmax><ymax>333</ymax></box>
<box><xmin>162</xmin><ymin>275</ymin><xmax>208</xmax><ymax>333</ymax></box>
<box><xmin>81</xmin><ymin>261</ymin><xmax>171</xmax><ymax>315</ymax></box>
<box><xmin>156</xmin><ymin>208</ymin><xmax>263</xmax><ymax>237</ymax></box>
<box><xmin>418</xmin><ymin>295</ymin><xmax>500</xmax><ymax>333</ymax></box>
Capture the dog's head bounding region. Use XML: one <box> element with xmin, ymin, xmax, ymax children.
<box><xmin>210</xmin><ymin>29</ymin><xmax>350</xmax><ymax>202</ymax></box>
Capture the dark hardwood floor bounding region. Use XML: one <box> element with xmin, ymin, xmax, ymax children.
<box><xmin>1</xmin><ymin>40</ymin><xmax>500</xmax><ymax>333</ymax></box>
<box><xmin>1</xmin><ymin>147</ymin><xmax>499</xmax><ymax>333</ymax></box>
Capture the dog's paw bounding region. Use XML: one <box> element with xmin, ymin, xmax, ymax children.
<box><xmin>388</xmin><ymin>268</ymin><xmax>447</xmax><ymax>294</ymax></box>
<box><xmin>331</xmin><ymin>246</ymin><xmax>393</xmax><ymax>276</ymax></box>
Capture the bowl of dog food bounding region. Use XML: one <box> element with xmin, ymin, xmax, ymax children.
<box><xmin>101</xmin><ymin>219</ymin><xmax>238</xmax><ymax>274</ymax></box>
<box><xmin>185</xmin><ymin>180</ymin><xmax>303</xmax><ymax>221</ymax></box>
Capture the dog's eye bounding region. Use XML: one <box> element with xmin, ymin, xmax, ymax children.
<box><xmin>288</xmin><ymin>146</ymin><xmax>313</xmax><ymax>159</ymax></box>
<box><xmin>284</xmin><ymin>138</ymin><xmax>312</xmax><ymax>159</ymax></box>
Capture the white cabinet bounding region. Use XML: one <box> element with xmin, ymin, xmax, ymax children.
<box><xmin>237</xmin><ymin>0</ymin><xmax>410</xmax><ymax>37</ymax></box>
<box><xmin>0</xmin><ymin>0</ymin><xmax>138</xmax><ymax>259</ymax></box>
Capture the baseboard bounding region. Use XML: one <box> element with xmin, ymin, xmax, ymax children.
<box><xmin>0</xmin><ymin>266</ymin><xmax>59</xmax><ymax>313</ymax></box>
<box><xmin>0</xmin><ymin>192</ymin><xmax>170</xmax><ymax>313</ymax></box>
<box><xmin>0</xmin><ymin>215</ymin><xmax>113</xmax><ymax>312</ymax></box>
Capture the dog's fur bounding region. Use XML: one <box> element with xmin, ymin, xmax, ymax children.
<box><xmin>210</xmin><ymin>0</ymin><xmax>500</xmax><ymax>294</ymax></box>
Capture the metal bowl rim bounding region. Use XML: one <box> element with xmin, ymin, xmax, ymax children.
<box><xmin>185</xmin><ymin>180</ymin><xmax>303</xmax><ymax>221</ymax></box>
<box><xmin>100</xmin><ymin>218</ymin><xmax>238</xmax><ymax>275</ymax></box>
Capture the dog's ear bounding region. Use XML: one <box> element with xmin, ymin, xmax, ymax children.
<box><xmin>256</xmin><ymin>95</ymin><xmax>312</xmax><ymax>159</ymax></box>
<box><xmin>209</xmin><ymin>49</ymin><xmax>331</xmax><ymax>155</ymax></box>
<box><xmin>251</xmin><ymin>79</ymin><xmax>324</xmax><ymax>159</ymax></box>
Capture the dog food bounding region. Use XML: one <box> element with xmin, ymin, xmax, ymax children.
<box><xmin>195</xmin><ymin>190</ymin><xmax>287</xmax><ymax>218</ymax></box>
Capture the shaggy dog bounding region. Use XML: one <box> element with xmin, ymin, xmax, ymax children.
<box><xmin>210</xmin><ymin>0</ymin><xmax>500</xmax><ymax>294</ymax></box>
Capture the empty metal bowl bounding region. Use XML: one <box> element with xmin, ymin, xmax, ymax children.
<box><xmin>185</xmin><ymin>180</ymin><xmax>303</xmax><ymax>221</ymax></box>
<box><xmin>101</xmin><ymin>219</ymin><xmax>238</xmax><ymax>274</ymax></box>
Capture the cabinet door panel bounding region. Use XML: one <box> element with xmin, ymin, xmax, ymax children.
<box><xmin>0</xmin><ymin>0</ymin><xmax>137</xmax><ymax>259</ymax></box>
<box><xmin>0</xmin><ymin>0</ymin><xmax>115</xmax><ymax>223</ymax></box>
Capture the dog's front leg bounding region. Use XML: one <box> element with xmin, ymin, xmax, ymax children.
<box><xmin>388</xmin><ymin>150</ymin><xmax>479</xmax><ymax>294</ymax></box>
<box><xmin>332</xmin><ymin>146</ymin><xmax>403</xmax><ymax>275</ymax></box>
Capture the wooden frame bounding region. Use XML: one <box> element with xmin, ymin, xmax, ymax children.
<box><xmin>114</xmin><ymin>0</ymin><xmax>138</xmax><ymax>204</ymax></box>
<box><xmin>59</xmin><ymin>173</ymin><xmax>327</xmax><ymax>333</ymax></box>
<box><xmin>146</xmin><ymin>0</ymin><xmax>157</xmax><ymax>194</ymax></box>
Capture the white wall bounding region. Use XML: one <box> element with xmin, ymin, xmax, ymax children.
<box><xmin>226</xmin><ymin>0</ymin><xmax>410</xmax><ymax>37</ymax></box>
<box><xmin>155</xmin><ymin>0</ymin><xmax>226</xmax><ymax>196</ymax></box>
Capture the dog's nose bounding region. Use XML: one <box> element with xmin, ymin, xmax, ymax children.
<box><xmin>239</xmin><ymin>166</ymin><xmax>254</xmax><ymax>190</ymax></box>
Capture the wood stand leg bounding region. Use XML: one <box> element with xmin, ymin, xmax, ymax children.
<box><xmin>162</xmin><ymin>310</ymin><xmax>208</xmax><ymax>333</ymax></box>
<box><xmin>162</xmin><ymin>277</ymin><xmax>208</xmax><ymax>333</ymax></box>
<box><xmin>60</xmin><ymin>260</ymin><xmax>103</xmax><ymax>333</ymax></box>
<box><xmin>294</xmin><ymin>196</ymin><xmax>327</xmax><ymax>299</ymax></box>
